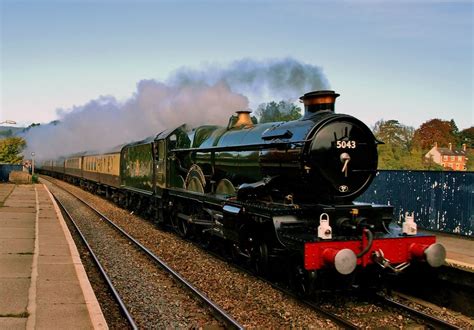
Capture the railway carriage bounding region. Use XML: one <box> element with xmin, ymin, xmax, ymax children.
<box><xmin>42</xmin><ymin>158</ymin><xmax>65</xmax><ymax>176</ymax></box>
<box><xmin>41</xmin><ymin>90</ymin><xmax>446</xmax><ymax>293</ymax></box>
<box><xmin>65</xmin><ymin>154</ymin><xmax>83</xmax><ymax>180</ymax></box>
<box><xmin>82</xmin><ymin>150</ymin><xmax>121</xmax><ymax>188</ymax></box>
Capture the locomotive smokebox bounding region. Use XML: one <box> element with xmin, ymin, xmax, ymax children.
<box><xmin>300</xmin><ymin>90</ymin><xmax>340</xmax><ymax>119</ymax></box>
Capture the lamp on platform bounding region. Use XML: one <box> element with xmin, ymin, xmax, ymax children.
<box><xmin>31</xmin><ymin>152</ymin><xmax>35</xmax><ymax>176</ymax></box>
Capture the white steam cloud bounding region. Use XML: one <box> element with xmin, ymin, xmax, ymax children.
<box><xmin>22</xmin><ymin>58</ymin><xmax>329</xmax><ymax>161</ymax></box>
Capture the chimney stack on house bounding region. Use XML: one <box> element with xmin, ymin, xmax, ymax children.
<box><xmin>463</xmin><ymin>143</ymin><xmax>467</xmax><ymax>151</ymax></box>
<box><xmin>434</xmin><ymin>142</ymin><xmax>438</xmax><ymax>149</ymax></box>
<box><xmin>448</xmin><ymin>143</ymin><xmax>452</xmax><ymax>151</ymax></box>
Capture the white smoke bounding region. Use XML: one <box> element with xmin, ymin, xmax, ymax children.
<box><xmin>22</xmin><ymin>58</ymin><xmax>329</xmax><ymax>161</ymax></box>
<box><xmin>169</xmin><ymin>57</ymin><xmax>329</xmax><ymax>108</ymax></box>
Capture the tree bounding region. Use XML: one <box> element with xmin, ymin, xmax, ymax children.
<box><xmin>466</xmin><ymin>149</ymin><xmax>474</xmax><ymax>171</ymax></box>
<box><xmin>373</xmin><ymin>119</ymin><xmax>414</xmax><ymax>150</ymax></box>
<box><xmin>459</xmin><ymin>127</ymin><xmax>474</xmax><ymax>147</ymax></box>
<box><xmin>0</xmin><ymin>137</ymin><xmax>26</xmax><ymax>164</ymax></box>
<box><xmin>412</xmin><ymin>119</ymin><xmax>457</xmax><ymax>150</ymax></box>
<box><xmin>373</xmin><ymin>120</ymin><xmax>419</xmax><ymax>170</ymax></box>
<box><xmin>255</xmin><ymin>101</ymin><xmax>302</xmax><ymax>123</ymax></box>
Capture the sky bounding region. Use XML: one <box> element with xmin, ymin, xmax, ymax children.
<box><xmin>1</xmin><ymin>0</ymin><xmax>473</xmax><ymax>131</ymax></box>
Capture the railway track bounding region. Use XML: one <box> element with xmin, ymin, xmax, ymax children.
<box><xmin>55</xmin><ymin>196</ymin><xmax>138</xmax><ymax>329</ymax></box>
<box><xmin>374</xmin><ymin>293</ymin><xmax>460</xmax><ymax>329</ymax></box>
<box><xmin>206</xmin><ymin>249</ymin><xmax>461</xmax><ymax>329</ymax></box>
<box><xmin>46</xmin><ymin>178</ymin><xmax>243</xmax><ymax>329</ymax></box>
<box><xmin>305</xmin><ymin>289</ymin><xmax>462</xmax><ymax>329</ymax></box>
<box><xmin>43</xmin><ymin>176</ymin><xmax>468</xmax><ymax>328</ymax></box>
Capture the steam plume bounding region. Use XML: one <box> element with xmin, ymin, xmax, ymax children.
<box><xmin>22</xmin><ymin>58</ymin><xmax>329</xmax><ymax>161</ymax></box>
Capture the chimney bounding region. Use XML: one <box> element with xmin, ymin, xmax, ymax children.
<box><xmin>462</xmin><ymin>143</ymin><xmax>467</xmax><ymax>151</ymax></box>
<box><xmin>434</xmin><ymin>142</ymin><xmax>438</xmax><ymax>149</ymax></box>
<box><xmin>449</xmin><ymin>143</ymin><xmax>452</xmax><ymax>151</ymax></box>
<box><xmin>300</xmin><ymin>90</ymin><xmax>340</xmax><ymax>119</ymax></box>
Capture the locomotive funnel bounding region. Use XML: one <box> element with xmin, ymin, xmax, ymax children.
<box><xmin>300</xmin><ymin>90</ymin><xmax>340</xmax><ymax>119</ymax></box>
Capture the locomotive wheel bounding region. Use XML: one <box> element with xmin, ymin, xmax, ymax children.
<box><xmin>216</xmin><ymin>179</ymin><xmax>236</xmax><ymax>196</ymax></box>
<box><xmin>185</xmin><ymin>164</ymin><xmax>206</xmax><ymax>193</ymax></box>
<box><xmin>289</xmin><ymin>264</ymin><xmax>317</xmax><ymax>297</ymax></box>
<box><xmin>170</xmin><ymin>211</ymin><xmax>190</xmax><ymax>238</ymax></box>
<box><xmin>186</xmin><ymin>177</ymin><xmax>204</xmax><ymax>193</ymax></box>
<box><xmin>253</xmin><ymin>242</ymin><xmax>269</xmax><ymax>276</ymax></box>
<box><xmin>177</xmin><ymin>218</ymin><xmax>190</xmax><ymax>238</ymax></box>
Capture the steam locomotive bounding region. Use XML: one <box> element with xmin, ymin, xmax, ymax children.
<box><xmin>42</xmin><ymin>90</ymin><xmax>446</xmax><ymax>292</ymax></box>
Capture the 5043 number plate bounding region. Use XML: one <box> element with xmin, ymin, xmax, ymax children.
<box><xmin>336</xmin><ymin>140</ymin><xmax>356</xmax><ymax>149</ymax></box>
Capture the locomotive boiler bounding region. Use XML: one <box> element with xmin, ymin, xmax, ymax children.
<box><xmin>42</xmin><ymin>90</ymin><xmax>446</xmax><ymax>293</ymax></box>
<box><xmin>183</xmin><ymin>90</ymin><xmax>378</xmax><ymax>205</ymax></box>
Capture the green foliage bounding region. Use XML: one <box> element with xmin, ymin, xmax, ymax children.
<box><xmin>459</xmin><ymin>127</ymin><xmax>474</xmax><ymax>147</ymax></box>
<box><xmin>0</xmin><ymin>137</ymin><xmax>26</xmax><ymax>164</ymax></box>
<box><xmin>374</xmin><ymin>120</ymin><xmax>416</xmax><ymax>170</ymax></box>
<box><xmin>373</xmin><ymin>119</ymin><xmax>452</xmax><ymax>170</ymax></box>
<box><xmin>373</xmin><ymin>120</ymin><xmax>414</xmax><ymax>150</ymax></box>
<box><xmin>465</xmin><ymin>149</ymin><xmax>474</xmax><ymax>171</ymax></box>
<box><xmin>376</xmin><ymin>144</ymin><xmax>442</xmax><ymax>170</ymax></box>
<box><xmin>255</xmin><ymin>101</ymin><xmax>302</xmax><ymax>123</ymax></box>
<box><xmin>32</xmin><ymin>174</ymin><xmax>39</xmax><ymax>183</ymax></box>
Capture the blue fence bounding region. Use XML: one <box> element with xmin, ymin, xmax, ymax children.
<box><xmin>357</xmin><ymin>170</ymin><xmax>474</xmax><ymax>237</ymax></box>
<box><xmin>0</xmin><ymin>164</ymin><xmax>23</xmax><ymax>182</ymax></box>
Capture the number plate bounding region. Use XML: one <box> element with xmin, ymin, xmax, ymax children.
<box><xmin>336</xmin><ymin>140</ymin><xmax>357</xmax><ymax>149</ymax></box>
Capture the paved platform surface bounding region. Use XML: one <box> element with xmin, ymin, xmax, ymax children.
<box><xmin>433</xmin><ymin>232</ymin><xmax>474</xmax><ymax>272</ymax></box>
<box><xmin>0</xmin><ymin>183</ymin><xmax>107</xmax><ymax>329</ymax></box>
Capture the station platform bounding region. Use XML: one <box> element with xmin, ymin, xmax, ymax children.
<box><xmin>431</xmin><ymin>231</ymin><xmax>474</xmax><ymax>273</ymax></box>
<box><xmin>0</xmin><ymin>183</ymin><xmax>107</xmax><ymax>329</ymax></box>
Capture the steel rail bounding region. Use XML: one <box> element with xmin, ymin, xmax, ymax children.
<box><xmin>53</xmin><ymin>195</ymin><xmax>138</xmax><ymax>330</ymax></box>
<box><xmin>375</xmin><ymin>293</ymin><xmax>459</xmax><ymax>329</ymax></box>
<box><xmin>47</xmin><ymin>178</ymin><xmax>243</xmax><ymax>330</ymax></box>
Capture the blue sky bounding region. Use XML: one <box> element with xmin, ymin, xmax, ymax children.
<box><xmin>1</xmin><ymin>0</ymin><xmax>473</xmax><ymax>130</ymax></box>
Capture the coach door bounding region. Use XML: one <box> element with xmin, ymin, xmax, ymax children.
<box><xmin>155</xmin><ymin>140</ymin><xmax>166</xmax><ymax>190</ymax></box>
